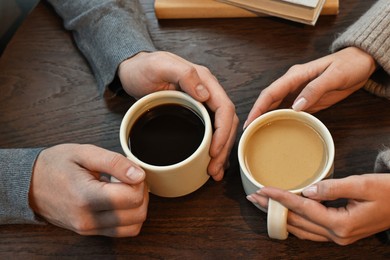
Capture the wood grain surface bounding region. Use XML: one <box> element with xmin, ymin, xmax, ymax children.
<box><xmin>0</xmin><ymin>0</ymin><xmax>389</xmax><ymax>258</ymax></box>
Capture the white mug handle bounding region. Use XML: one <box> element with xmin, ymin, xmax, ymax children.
<box><xmin>267</xmin><ymin>198</ymin><xmax>289</xmax><ymax>240</ymax></box>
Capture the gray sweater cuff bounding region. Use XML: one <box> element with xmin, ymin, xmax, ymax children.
<box><xmin>0</xmin><ymin>148</ymin><xmax>45</xmax><ymax>224</ymax></box>
<box><xmin>330</xmin><ymin>0</ymin><xmax>390</xmax><ymax>99</ymax></box>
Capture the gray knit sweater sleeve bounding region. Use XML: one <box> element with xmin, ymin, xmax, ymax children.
<box><xmin>0</xmin><ymin>1</ymin><xmax>157</xmax><ymax>225</ymax></box>
<box><xmin>0</xmin><ymin>148</ymin><xmax>44</xmax><ymax>224</ymax></box>
<box><xmin>46</xmin><ymin>0</ymin><xmax>157</xmax><ymax>92</ymax></box>
<box><xmin>331</xmin><ymin>0</ymin><xmax>390</xmax><ymax>98</ymax></box>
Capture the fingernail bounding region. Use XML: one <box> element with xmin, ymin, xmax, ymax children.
<box><xmin>246</xmin><ymin>195</ymin><xmax>257</xmax><ymax>204</ymax></box>
<box><xmin>302</xmin><ymin>185</ymin><xmax>317</xmax><ymax>197</ymax></box>
<box><xmin>243</xmin><ymin>120</ymin><xmax>248</xmax><ymax>130</ymax></box>
<box><xmin>292</xmin><ymin>97</ymin><xmax>307</xmax><ymax>111</ymax></box>
<box><xmin>195</xmin><ymin>84</ymin><xmax>209</xmax><ymax>99</ymax></box>
<box><xmin>126</xmin><ymin>166</ymin><xmax>145</xmax><ymax>182</ymax></box>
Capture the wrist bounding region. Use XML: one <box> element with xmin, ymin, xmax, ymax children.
<box><xmin>118</xmin><ymin>51</ymin><xmax>149</xmax><ymax>77</ymax></box>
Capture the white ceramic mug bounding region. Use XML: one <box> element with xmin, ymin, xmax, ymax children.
<box><xmin>238</xmin><ymin>109</ymin><xmax>334</xmax><ymax>240</ymax></box>
<box><xmin>117</xmin><ymin>90</ymin><xmax>212</xmax><ymax>198</ymax></box>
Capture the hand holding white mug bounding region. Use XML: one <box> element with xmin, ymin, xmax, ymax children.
<box><xmin>239</xmin><ymin>109</ymin><xmax>334</xmax><ymax>240</ymax></box>
<box><xmin>118</xmin><ymin>51</ymin><xmax>239</xmax><ymax>181</ymax></box>
<box><xmin>244</xmin><ymin>47</ymin><xmax>377</xmax><ymax>128</ymax></box>
<box><xmin>248</xmin><ymin>174</ymin><xmax>390</xmax><ymax>245</ymax></box>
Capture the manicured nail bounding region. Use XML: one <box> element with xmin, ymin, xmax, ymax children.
<box><xmin>195</xmin><ymin>84</ymin><xmax>209</xmax><ymax>99</ymax></box>
<box><xmin>126</xmin><ymin>166</ymin><xmax>145</xmax><ymax>182</ymax></box>
<box><xmin>302</xmin><ymin>185</ymin><xmax>317</xmax><ymax>197</ymax></box>
<box><xmin>243</xmin><ymin>120</ymin><xmax>248</xmax><ymax>130</ymax></box>
<box><xmin>292</xmin><ymin>97</ymin><xmax>308</xmax><ymax>111</ymax></box>
<box><xmin>246</xmin><ymin>195</ymin><xmax>257</xmax><ymax>204</ymax></box>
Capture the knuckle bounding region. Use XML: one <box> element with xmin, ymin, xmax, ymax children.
<box><xmin>197</xmin><ymin>64</ymin><xmax>211</xmax><ymax>74</ymax></box>
<box><xmin>131</xmin><ymin>193</ymin><xmax>145</xmax><ymax>208</ymax></box>
<box><xmin>107</xmin><ymin>153</ymin><xmax>123</xmax><ymax>169</ymax></box>
<box><xmin>182</xmin><ymin>65</ymin><xmax>198</xmax><ymax>78</ymax></box>
<box><xmin>331</xmin><ymin>221</ymin><xmax>355</xmax><ymax>244</ymax></box>
<box><xmin>288</xmin><ymin>63</ymin><xmax>303</xmax><ymax>72</ymax></box>
<box><xmin>226</xmin><ymin>101</ymin><xmax>237</xmax><ymax>115</ymax></box>
<box><xmin>71</xmin><ymin>217</ymin><xmax>95</xmax><ymax>234</ymax></box>
<box><xmin>128</xmin><ymin>224</ymin><xmax>143</xmax><ymax>237</ymax></box>
<box><xmin>74</xmin><ymin>196</ymin><xmax>93</xmax><ymax>211</ymax></box>
<box><xmin>233</xmin><ymin>114</ymin><xmax>240</xmax><ymax>126</ymax></box>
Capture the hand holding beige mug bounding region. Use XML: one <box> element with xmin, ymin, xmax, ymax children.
<box><xmin>238</xmin><ymin>109</ymin><xmax>334</xmax><ymax>240</ymax></box>
<box><xmin>115</xmin><ymin>90</ymin><xmax>212</xmax><ymax>198</ymax></box>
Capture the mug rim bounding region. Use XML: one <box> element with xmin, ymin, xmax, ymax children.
<box><xmin>120</xmin><ymin>90</ymin><xmax>212</xmax><ymax>171</ymax></box>
<box><xmin>238</xmin><ymin>109</ymin><xmax>335</xmax><ymax>193</ymax></box>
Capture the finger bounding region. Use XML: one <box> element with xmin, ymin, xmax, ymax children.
<box><xmin>254</xmin><ymin>188</ymin><xmax>340</xmax><ymax>238</ymax></box>
<box><xmin>287</xmin><ymin>207</ymin><xmax>333</xmax><ymax>239</ymax></box>
<box><xmin>301</xmin><ymin>176</ymin><xmax>368</xmax><ymax>201</ymax></box>
<box><xmin>245</xmin><ymin>87</ymin><xmax>286</xmax><ymax>128</ymax></box>
<box><xmin>208</xmin><ymin>114</ymin><xmax>238</xmax><ymax>180</ymax></box>
<box><xmin>250</xmin><ymin>189</ymin><xmax>352</xmax><ymax>243</ymax></box>
<box><xmin>288</xmin><ymin>218</ymin><xmax>364</xmax><ymax>245</ymax></box>
<box><xmin>179</xmin><ymin>63</ymin><xmax>238</xmax><ymax>164</ymax></box>
<box><xmin>244</xmin><ymin>60</ymin><xmax>326</xmax><ymax>127</ymax></box>
<box><xmin>259</xmin><ymin>187</ymin><xmax>336</xmax><ymax>230</ymax></box>
<box><xmin>72</xmin><ymin>186</ymin><xmax>148</xmax><ymax>237</ymax></box>
<box><xmin>287</xmin><ymin>222</ymin><xmax>330</xmax><ymax>242</ymax></box>
<box><xmin>250</xmin><ymin>189</ymin><xmax>340</xmax><ymax>243</ymax></box>
<box><xmin>177</xmin><ymin>66</ymin><xmax>210</xmax><ymax>101</ymax></box>
<box><xmin>80</xmin><ymin>180</ymin><xmax>147</xmax><ymax>211</ymax></box>
<box><xmin>186</xmin><ymin>63</ymin><xmax>237</xmax><ymax>160</ymax></box>
<box><xmin>206</xmin><ymin>90</ymin><xmax>237</xmax><ymax>157</ymax></box>
<box><xmin>153</xmin><ymin>52</ymin><xmax>211</xmax><ymax>101</ymax></box>
<box><xmin>81</xmin><ymin>187</ymin><xmax>148</xmax><ymax>228</ymax></box>
<box><xmin>77</xmin><ymin>223</ymin><xmax>144</xmax><ymax>237</ymax></box>
<box><xmin>163</xmin><ymin>53</ymin><xmax>238</xmax><ymax>163</ymax></box>
<box><xmin>246</xmin><ymin>193</ymin><xmax>269</xmax><ymax>209</ymax></box>
<box><xmin>73</xmin><ymin>144</ymin><xmax>145</xmax><ymax>185</ymax></box>
<box><xmin>291</xmin><ymin>64</ymin><xmax>347</xmax><ymax>112</ymax></box>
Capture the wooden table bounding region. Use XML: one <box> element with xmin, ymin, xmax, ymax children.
<box><xmin>1</xmin><ymin>0</ymin><xmax>389</xmax><ymax>258</ymax></box>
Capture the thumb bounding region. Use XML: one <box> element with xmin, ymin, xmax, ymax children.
<box><xmin>291</xmin><ymin>58</ymin><xmax>338</xmax><ymax>112</ymax></box>
<box><xmin>75</xmin><ymin>145</ymin><xmax>145</xmax><ymax>185</ymax></box>
<box><xmin>163</xmin><ymin>53</ymin><xmax>211</xmax><ymax>102</ymax></box>
<box><xmin>302</xmin><ymin>176</ymin><xmax>361</xmax><ymax>201</ymax></box>
<box><xmin>177</xmin><ymin>68</ymin><xmax>210</xmax><ymax>102</ymax></box>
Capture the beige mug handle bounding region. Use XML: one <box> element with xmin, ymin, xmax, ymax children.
<box><xmin>267</xmin><ymin>198</ymin><xmax>289</xmax><ymax>240</ymax></box>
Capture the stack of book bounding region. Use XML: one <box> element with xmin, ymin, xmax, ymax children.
<box><xmin>154</xmin><ymin>0</ymin><xmax>339</xmax><ymax>25</ymax></box>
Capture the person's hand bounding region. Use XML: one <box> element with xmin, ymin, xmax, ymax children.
<box><xmin>29</xmin><ymin>144</ymin><xmax>148</xmax><ymax>237</ymax></box>
<box><xmin>244</xmin><ymin>47</ymin><xmax>377</xmax><ymax>128</ymax></box>
<box><xmin>118</xmin><ymin>51</ymin><xmax>239</xmax><ymax>181</ymax></box>
<box><xmin>246</xmin><ymin>174</ymin><xmax>390</xmax><ymax>245</ymax></box>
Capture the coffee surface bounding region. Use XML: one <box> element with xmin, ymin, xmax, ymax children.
<box><xmin>129</xmin><ymin>104</ymin><xmax>205</xmax><ymax>166</ymax></box>
<box><xmin>245</xmin><ymin>119</ymin><xmax>326</xmax><ymax>190</ymax></box>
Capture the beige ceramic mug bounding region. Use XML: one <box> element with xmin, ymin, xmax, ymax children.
<box><xmin>238</xmin><ymin>109</ymin><xmax>334</xmax><ymax>240</ymax></box>
<box><xmin>116</xmin><ymin>90</ymin><xmax>212</xmax><ymax>198</ymax></box>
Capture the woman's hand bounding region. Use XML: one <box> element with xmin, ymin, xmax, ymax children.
<box><xmin>247</xmin><ymin>174</ymin><xmax>390</xmax><ymax>245</ymax></box>
<box><xmin>245</xmin><ymin>47</ymin><xmax>377</xmax><ymax>128</ymax></box>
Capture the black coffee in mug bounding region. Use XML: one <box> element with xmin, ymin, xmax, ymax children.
<box><xmin>129</xmin><ymin>103</ymin><xmax>205</xmax><ymax>166</ymax></box>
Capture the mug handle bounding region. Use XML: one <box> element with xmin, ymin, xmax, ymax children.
<box><xmin>267</xmin><ymin>198</ymin><xmax>289</xmax><ymax>240</ymax></box>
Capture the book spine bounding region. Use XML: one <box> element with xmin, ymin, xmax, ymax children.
<box><xmin>155</xmin><ymin>0</ymin><xmax>339</xmax><ymax>19</ymax></box>
<box><xmin>154</xmin><ymin>2</ymin><xmax>258</xmax><ymax>19</ymax></box>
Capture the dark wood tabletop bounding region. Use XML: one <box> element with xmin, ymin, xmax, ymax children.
<box><xmin>1</xmin><ymin>0</ymin><xmax>389</xmax><ymax>258</ymax></box>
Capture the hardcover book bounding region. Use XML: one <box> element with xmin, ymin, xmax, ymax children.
<box><xmin>218</xmin><ymin>0</ymin><xmax>326</xmax><ymax>25</ymax></box>
<box><xmin>154</xmin><ymin>0</ymin><xmax>339</xmax><ymax>25</ymax></box>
